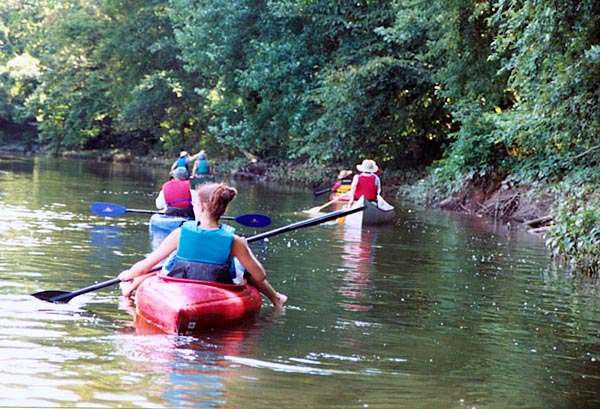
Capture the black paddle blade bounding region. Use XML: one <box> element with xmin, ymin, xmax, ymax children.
<box><xmin>31</xmin><ymin>277</ymin><xmax>123</xmax><ymax>304</ymax></box>
<box><xmin>31</xmin><ymin>290</ymin><xmax>75</xmax><ymax>303</ymax></box>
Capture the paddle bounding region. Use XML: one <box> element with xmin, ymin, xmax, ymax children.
<box><xmin>32</xmin><ymin>205</ymin><xmax>366</xmax><ymax>304</ymax></box>
<box><xmin>313</xmin><ymin>188</ymin><xmax>331</xmax><ymax>197</ymax></box>
<box><xmin>32</xmin><ymin>265</ymin><xmax>164</xmax><ymax>303</ymax></box>
<box><xmin>303</xmin><ymin>194</ymin><xmax>345</xmax><ymax>215</ymax></box>
<box><xmin>247</xmin><ymin>204</ymin><xmax>366</xmax><ymax>242</ymax></box>
<box><xmin>90</xmin><ymin>202</ymin><xmax>271</xmax><ymax>228</ymax></box>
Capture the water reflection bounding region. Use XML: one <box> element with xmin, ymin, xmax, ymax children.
<box><xmin>336</xmin><ymin>226</ymin><xmax>376</xmax><ymax>312</ymax></box>
<box><xmin>114</xmin><ymin>298</ymin><xmax>284</xmax><ymax>407</ymax></box>
<box><xmin>149</xmin><ymin>226</ymin><xmax>170</xmax><ymax>250</ymax></box>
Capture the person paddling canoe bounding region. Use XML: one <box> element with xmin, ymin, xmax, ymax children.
<box><xmin>118</xmin><ymin>183</ymin><xmax>287</xmax><ymax>307</ymax></box>
<box><xmin>347</xmin><ymin>159</ymin><xmax>382</xmax><ymax>207</ymax></box>
<box><xmin>191</xmin><ymin>150</ymin><xmax>213</xmax><ymax>178</ymax></box>
<box><xmin>331</xmin><ymin>169</ymin><xmax>353</xmax><ymax>196</ymax></box>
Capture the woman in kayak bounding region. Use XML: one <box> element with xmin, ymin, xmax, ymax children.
<box><xmin>118</xmin><ymin>183</ymin><xmax>287</xmax><ymax>308</ymax></box>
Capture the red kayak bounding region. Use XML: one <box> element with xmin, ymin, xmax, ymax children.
<box><xmin>135</xmin><ymin>274</ymin><xmax>262</xmax><ymax>335</ymax></box>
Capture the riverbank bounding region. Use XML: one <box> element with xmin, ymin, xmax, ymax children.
<box><xmin>0</xmin><ymin>145</ymin><xmax>551</xmax><ymax>232</ymax></box>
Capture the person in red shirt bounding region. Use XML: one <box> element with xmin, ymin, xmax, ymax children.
<box><xmin>348</xmin><ymin>159</ymin><xmax>381</xmax><ymax>207</ymax></box>
<box><xmin>156</xmin><ymin>167</ymin><xmax>194</xmax><ymax>218</ymax></box>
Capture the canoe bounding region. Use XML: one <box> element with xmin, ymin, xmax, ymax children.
<box><xmin>135</xmin><ymin>274</ymin><xmax>262</xmax><ymax>335</ymax></box>
<box><xmin>342</xmin><ymin>196</ymin><xmax>395</xmax><ymax>226</ymax></box>
<box><xmin>149</xmin><ymin>213</ymin><xmax>190</xmax><ymax>233</ymax></box>
<box><xmin>190</xmin><ymin>174</ymin><xmax>216</xmax><ymax>189</ymax></box>
<box><xmin>328</xmin><ymin>192</ymin><xmax>350</xmax><ymax>203</ymax></box>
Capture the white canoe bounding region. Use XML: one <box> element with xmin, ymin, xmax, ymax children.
<box><xmin>343</xmin><ymin>196</ymin><xmax>395</xmax><ymax>226</ymax></box>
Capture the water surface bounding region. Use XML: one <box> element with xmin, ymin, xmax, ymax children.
<box><xmin>0</xmin><ymin>155</ymin><xmax>599</xmax><ymax>408</ymax></box>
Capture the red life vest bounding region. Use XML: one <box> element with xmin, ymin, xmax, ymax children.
<box><xmin>354</xmin><ymin>174</ymin><xmax>378</xmax><ymax>201</ymax></box>
<box><xmin>163</xmin><ymin>179</ymin><xmax>192</xmax><ymax>208</ymax></box>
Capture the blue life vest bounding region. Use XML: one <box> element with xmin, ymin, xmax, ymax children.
<box><xmin>176</xmin><ymin>157</ymin><xmax>189</xmax><ymax>170</ymax></box>
<box><xmin>163</xmin><ymin>221</ymin><xmax>241</xmax><ymax>283</ymax></box>
<box><xmin>195</xmin><ymin>159</ymin><xmax>210</xmax><ymax>175</ymax></box>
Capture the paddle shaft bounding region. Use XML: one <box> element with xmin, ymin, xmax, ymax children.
<box><xmin>313</xmin><ymin>188</ymin><xmax>331</xmax><ymax>197</ymax></box>
<box><xmin>118</xmin><ymin>207</ymin><xmax>239</xmax><ymax>221</ymax></box>
<box><xmin>249</xmin><ymin>205</ymin><xmax>366</xmax><ymax>243</ymax></box>
<box><xmin>305</xmin><ymin>194</ymin><xmax>346</xmax><ymax>214</ymax></box>
<box><xmin>123</xmin><ymin>205</ymin><xmax>366</xmax><ymax>243</ymax></box>
<box><xmin>90</xmin><ymin>202</ymin><xmax>270</xmax><ymax>227</ymax></box>
<box><xmin>32</xmin><ymin>265</ymin><xmax>163</xmax><ymax>303</ymax></box>
<box><xmin>50</xmin><ymin>278</ymin><xmax>121</xmax><ymax>302</ymax></box>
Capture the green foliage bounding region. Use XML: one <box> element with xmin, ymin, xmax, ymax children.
<box><xmin>2</xmin><ymin>0</ymin><xmax>600</xmax><ymax>274</ymax></box>
<box><xmin>168</xmin><ymin>0</ymin><xmax>447</xmax><ymax>166</ymax></box>
<box><xmin>299</xmin><ymin>0</ymin><xmax>448</xmax><ymax>168</ymax></box>
<box><xmin>546</xmin><ymin>186</ymin><xmax>600</xmax><ymax>276</ymax></box>
<box><xmin>490</xmin><ymin>0</ymin><xmax>600</xmax><ymax>178</ymax></box>
<box><xmin>0</xmin><ymin>1</ymin><xmax>50</xmax><ymax>143</ymax></box>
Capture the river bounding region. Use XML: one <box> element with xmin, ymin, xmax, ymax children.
<box><xmin>0</xmin><ymin>155</ymin><xmax>599</xmax><ymax>408</ymax></box>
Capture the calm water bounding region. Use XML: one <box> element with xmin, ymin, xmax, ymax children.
<box><xmin>0</xmin><ymin>155</ymin><xmax>599</xmax><ymax>408</ymax></box>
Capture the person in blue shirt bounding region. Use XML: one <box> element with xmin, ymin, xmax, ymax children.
<box><xmin>118</xmin><ymin>183</ymin><xmax>287</xmax><ymax>308</ymax></box>
<box><xmin>170</xmin><ymin>150</ymin><xmax>203</xmax><ymax>178</ymax></box>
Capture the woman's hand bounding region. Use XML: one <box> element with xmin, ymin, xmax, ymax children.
<box><xmin>272</xmin><ymin>292</ymin><xmax>288</xmax><ymax>308</ymax></box>
<box><xmin>118</xmin><ymin>269</ymin><xmax>133</xmax><ymax>282</ymax></box>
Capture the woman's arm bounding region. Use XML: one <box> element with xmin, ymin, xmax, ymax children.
<box><xmin>375</xmin><ymin>175</ymin><xmax>382</xmax><ymax>195</ymax></box>
<box><xmin>155</xmin><ymin>190</ymin><xmax>165</xmax><ymax>209</ymax></box>
<box><xmin>231</xmin><ymin>236</ymin><xmax>287</xmax><ymax>307</ymax></box>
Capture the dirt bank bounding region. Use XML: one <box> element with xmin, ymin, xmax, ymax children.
<box><xmin>434</xmin><ymin>179</ymin><xmax>554</xmax><ymax>231</ymax></box>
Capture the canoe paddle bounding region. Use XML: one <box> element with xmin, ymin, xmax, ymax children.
<box><xmin>32</xmin><ymin>205</ymin><xmax>366</xmax><ymax>304</ymax></box>
<box><xmin>31</xmin><ymin>265</ymin><xmax>164</xmax><ymax>303</ymax></box>
<box><xmin>89</xmin><ymin>202</ymin><xmax>271</xmax><ymax>228</ymax></box>
<box><xmin>313</xmin><ymin>188</ymin><xmax>331</xmax><ymax>197</ymax></box>
<box><xmin>303</xmin><ymin>194</ymin><xmax>345</xmax><ymax>215</ymax></box>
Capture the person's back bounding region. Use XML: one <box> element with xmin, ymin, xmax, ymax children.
<box><xmin>193</xmin><ymin>151</ymin><xmax>211</xmax><ymax>176</ymax></box>
<box><xmin>163</xmin><ymin>221</ymin><xmax>238</xmax><ymax>283</ymax></box>
<box><xmin>331</xmin><ymin>170</ymin><xmax>353</xmax><ymax>194</ymax></box>
<box><xmin>161</xmin><ymin>167</ymin><xmax>194</xmax><ymax>217</ymax></box>
<box><xmin>348</xmin><ymin>159</ymin><xmax>381</xmax><ymax>205</ymax></box>
<box><xmin>195</xmin><ymin>159</ymin><xmax>210</xmax><ymax>175</ymax></box>
<box><xmin>354</xmin><ymin>174</ymin><xmax>378</xmax><ymax>201</ymax></box>
<box><xmin>163</xmin><ymin>179</ymin><xmax>191</xmax><ymax>208</ymax></box>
